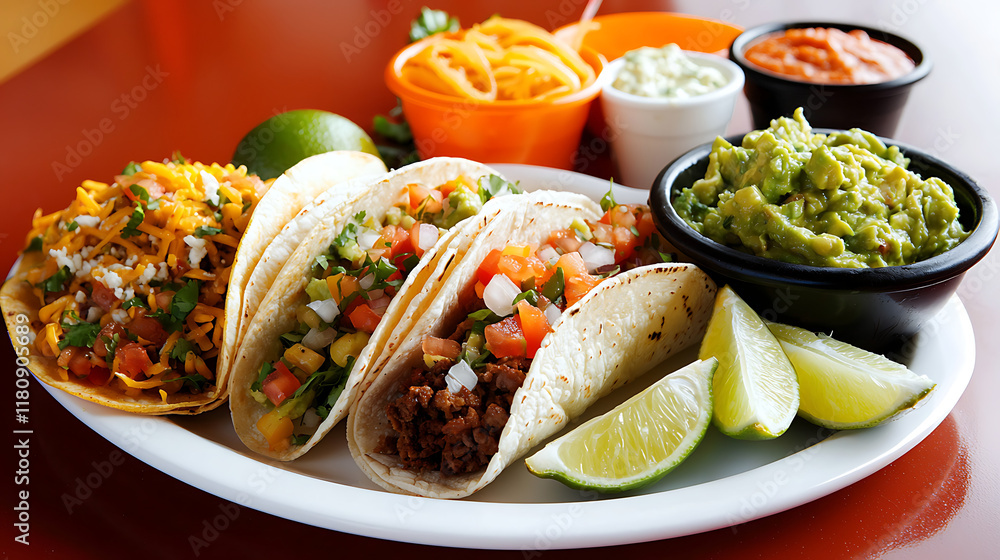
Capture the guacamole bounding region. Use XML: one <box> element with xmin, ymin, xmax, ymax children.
<box><xmin>673</xmin><ymin>108</ymin><xmax>969</xmax><ymax>267</ymax></box>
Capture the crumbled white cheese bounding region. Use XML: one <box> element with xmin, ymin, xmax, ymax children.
<box><xmin>86</xmin><ymin>307</ymin><xmax>102</xmax><ymax>323</ymax></box>
<box><xmin>113</xmin><ymin>287</ymin><xmax>135</xmax><ymax>301</ymax></box>
<box><xmin>102</xmin><ymin>270</ymin><xmax>124</xmax><ymax>290</ymax></box>
<box><xmin>75</xmin><ymin>215</ymin><xmax>101</xmax><ymax>228</ymax></box>
<box><xmin>48</xmin><ymin>247</ymin><xmax>81</xmax><ymax>274</ymax></box>
<box><xmin>75</xmin><ymin>290</ymin><xmax>86</xmax><ymax>303</ymax></box>
<box><xmin>200</xmin><ymin>170</ymin><xmax>221</xmax><ymax>206</ymax></box>
<box><xmin>184</xmin><ymin>235</ymin><xmax>208</xmax><ymax>269</ymax></box>
<box><xmin>111</xmin><ymin>309</ymin><xmax>129</xmax><ymax>323</ymax></box>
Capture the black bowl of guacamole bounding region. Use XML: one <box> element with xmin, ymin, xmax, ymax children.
<box><xmin>650</xmin><ymin>119</ymin><xmax>998</xmax><ymax>355</ymax></box>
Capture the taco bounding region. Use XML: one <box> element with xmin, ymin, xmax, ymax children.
<box><xmin>346</xmin><ymin>194</ymin><xmax>716</xmax><ymax>498</ymax></box>
<box><xmin>228</xmin><ymin>158</ymin><xmax>532</xmax><ymax>460</ymax></box>
<box><xmin>0</xmin><ymin>151</ymin><xmax>383</xmax><ymax>414</ymax></box>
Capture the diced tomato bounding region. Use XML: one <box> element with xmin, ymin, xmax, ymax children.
<box><xmin>565</xmin><ymin>273</ymin><xmax>602</xmax><ymax>306</ymax></box>
<box><xmin>129</xmin><ymin>311</ymin><xmax>168</xmax><ymax>345</ymax></box>
<box><xmin>114</xmin><ymin>342</ymin><xmax>153</xmax><ymax>380</ymax></box>
<box><xmin>485</xmin><ymin>315</ymin><xmax>527</xmax><ymax>358</ymax></box>
<box><xmin>262</xmin><ymin>361</ymin><xmax>301</xmax><ymax>407</ymax></box>
<box><xmin>327</xmin><ymin>273</ymin><xmax>360</xmax><ymax>305</ymax></box>
<box><xmin>379</xmin><ymin>225</ymin><xmax>411</xmax><ymax>259</ymax></box>
<box><xmin>611</xmin><ymin>225</ymin><xmax>639</xmax><ymax>262</ymax></box>
<box><xmin>602</xmin><ymin>204</ymin><xmax>639</xmax><ymax>229</ymax></box>
<box><xmin>591</xmin><ymin>222</ymin><xmax>613</xmax><ymax>245</ymax></box>
<box><xmin>154</xmin><ymin>290</ymin><xmax>174</xmax><ymax>311</ymax></box>
<box><xmin>540</xmin><ymin>252</ymin><xmax>589</xmax><ymax>286</ymax></box>
<box><xmin>91</xmin><ymin>282</ymin><xmax>118</xmax><ymax>311</ymax></box>
<box><xmin>516</xmin><ymin>300</ymin><xmax>551</xmax><ymax>359</ymax></box>
<box><xmin>475</xmin><ymin>280</ymin><xmax>486</xmax><ymax>299</ymax></box>
<box><xmin>93</xmin><ymin>322</ymin><xmax>127</xmax><ymax>357</ymax></box>
<box><xmin>422</xmin><ymin>336</ymin><xmax>461</xmax><ymax>359</ymax></box>
<box><xmin>68</xmin><ymin>349</ymin><xmax>93</xmax><ymax>377</ymax></box>
<box><xmin>407</xmin><ymin>183</ymin><xmax>443</xmax><ymax>214</ymax></box>
<box><xmin>636</xmin><ymin>209</ymin><xmax>656</xmax><ymax>239</ymax></box>
<box><xmin>548</xmin><ymin>229</ymin><xmax>582</xmax><ymax>254</ymax></box>
<box><xmin>87</xmin><ymin>366</ymin><xmax>112</xmax><ymax>386</ymax></box>
<box><xmin>256</xmin><ymin>409</ymin><xmax>294</xmax><ymax>452</ymax></box>
<box><xmin>497</xmin><ymin>254</ymin><xmax>547</xmax><ymax>287</ymax></box>
<box><xmin>477</xmin><ymin>249</ymin><xmax>505</xmax><ymax>286</ymax></box>
<box><xmin>348</xmin><ymin>302</ymin><xmax>382</xmax><ymax>333</ymax></box>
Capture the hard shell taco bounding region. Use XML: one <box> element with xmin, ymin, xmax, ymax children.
<box><xmin>0</xmin><ymin>151</ymin><xmax>383</xmax><ymax>414</ymax></box>
<box><xmin>346</xmin><ymin>193</ymin><xmax>717</xmax><ymax>498</ymax></box>
<box><xmin>228</xmin><ymin>158</ymin><xmax>527</xmax><ymax>460</ymax></box>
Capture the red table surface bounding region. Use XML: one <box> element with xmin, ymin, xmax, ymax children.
<box><xmin>2</xmin><ymin>1</ymin><xmax>998</xmax><ymax>558</ymax></box>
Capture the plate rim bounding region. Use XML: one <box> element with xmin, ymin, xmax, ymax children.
<box><xmin>31</xmin><ymin>164</ymin><xmax>976</xmax><ymax>550</ymax></box>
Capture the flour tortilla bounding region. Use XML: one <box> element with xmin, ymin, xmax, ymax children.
<box><xmin>229</xmin><ymin>159</ymin><xmax>553</xmax><ymax>460</ymax></box>
<box><xmin>347</xmin><ymin>200</ymin><xmax>717</xmax><ymax>498</ymax></box>
<box><xmin>219</xmin><ymin>151</ymin><xmax>387</xmax><ymax>405</ymax></box>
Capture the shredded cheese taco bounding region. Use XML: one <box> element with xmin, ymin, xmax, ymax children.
<box><xmin>1</xmin><ymin>151</ymin><xmax>384</xmax><ymax>414</ymax></box>
<box><xmin>347</xmin><ymin>193</ymin><xmax>717</xmax><ymax>498</ymax></box>
<box><xmin>229</xmin><ymin>158</ymin><xmax>527</xmax><ymax>460</ymax></box>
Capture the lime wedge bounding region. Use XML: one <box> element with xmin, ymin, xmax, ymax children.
<box><xmin>525</xmin><ymin>358</ymin><xmax>717</xmax><ymax>493</ymax></box>
<box><xmin>699</xmin><ymin>286</ymin><xmax>799</xmax><ymax>440</ymax></box>
<box><xmin>767</xmin><ymin>322</ymin><xmax>936</xmax><ymax>429</ymax></box>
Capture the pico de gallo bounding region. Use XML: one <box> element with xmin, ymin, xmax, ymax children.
<box><xmin>22</xmin><ymin>155</ymin><xmax>267</xmax><ymax>402</ymax></box>
<box><xmin>379</xmin><ymin>189</ymin><xmax>674</xmax><ymax>475</ymax></box>
<box><xmin>252</xmin><ymin>174</ymin><xmax>519</xmax><ymax>452</ymax></box>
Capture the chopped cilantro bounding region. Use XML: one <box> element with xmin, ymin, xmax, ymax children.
<box><xmin>512</xmin><ymin>289</ymin><xmax>539</xmax><ymax>307</ymax></box>
<box><xmin>171</xmin><ymin>150</ymin><xmax>187</xmax><ymax>164</ymax></box>
<box><xmin>409</xmin><ymin>7</ymin><xmax>459</xmax><ymax>42</ymax></box>
<box><xmin>151</xmin><ymin>280</ymin><xmax>199</xmax><ymax>332</ymax></box>
<box><xmin>121</xmin><ymin>161</ymin><xmax>141</xmax><ymax>175</ymax></box>
<box><xmin>478</xmin><ymin>175</ymin><xmax>521</xmax><ymax>204</ymax></box>
<box><xmin>373</xmin><ymin>115</ymin><xmax>413</xmax><ymax>144</ymax></box>
<box><xmin>333</xmin><ymin>211</ymin><xmax>366</xmax><ymax>247</ymax></box>
<box><xmin>101</xmin><ymin>333</ymin><xmax>120</xmax><ymax>358</ymax></box>
<box><xmin>467</xmin><ymin>348</ymin><xmax>494</xmax><ymax>370</ymax></box>
<box><xmin>170</xmin><ymin>338</ymin><xmax>195</xmax><ymax>361</ymax></box>
<box><xmin>122</xmin><ymin>297</ymin><xmax>148</xmax><ymax>311</ymax></box>
<box><xmin>314</xmin><ymin>254</ymin><xmax>331</xmax><ymax>271</ymax></box>
<box><xmin>121</xmin><ymin>204</ymin><xmax>145</xmax><ymax>238</ymax></box>
<box><xmin>251</xmin><ymin>362</ymin><xmax>275</xmax><ymax>393</ymax></box>
<box><xmin>66</xmin><ymin>221</ymin><xmax>79</xmax><ymax>232</ymax></box>
<box><xmin>291</xmin><ymin>434</ymin><xmax>311</xmax><ymax>446</ymax></box>
<box><xmin>194</xmin><ymin>226</ymin><xmax>222</xmax><ymax>238</ymax></box>
<box><xmin>25</xmin><ymin>236</ymin><xmax>43</xmax><ymax>252</ymax></box>
<box><xmin>58</xmin><ymin>321</ymin><xmax>101</xmax><ymax>350</ymax></box>
<box><xmin>600</xmin><ymin>181</ymin><xmax>618</xmax><ymax>212</ymax></box>
<box><xmin>38</xmin><ymin>266</ymin><xmax>72</xmax><ymax>295</ymax></box>
<box><xmin>166</xmin><ymin>373</ymin><xmax>209</xmax><ymax>391</ymax></box>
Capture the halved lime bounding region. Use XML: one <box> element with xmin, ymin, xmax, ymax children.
<box><xmin>767</xmin><ymin>322</ymin><xmax>936</xmax><ymax>429</ymax></box>
<box><xmin>232</xmin><ymin>109</ymin><xmax>380</xmax><ymax>180</ymax></box>
<box><xmin>524</xmin><ymin>358</ymin><xmax>717</xmax><ymax>493</ymax></box>
<box><xmin>699</xmin><ymin>286</ymin><xmax>799</xmax><ymax>440</ymax></box>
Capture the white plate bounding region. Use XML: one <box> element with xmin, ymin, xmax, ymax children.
<box><xmin>39</xmin><ymin>164</ymin><xmax>974</xmax><ymax>550</ymax></box>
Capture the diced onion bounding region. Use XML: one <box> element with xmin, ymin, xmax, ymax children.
<box><xmin>302</xmin><ymin>327</ymin><xmax>339</xmax><ymax>351</ymax></box>
<box><xmin>366</xmin><ymin>288</ymin><xmax>385</xmax><ymax>301</ymax></box>
<box><xmin>306</xmin><ymin>298</ymin><xmax>340</xmax><ymax>323</ymax></box>
<box><xmin>483</xmin><ymin>274</ymin><xmax>520</xmax><ymax>317</ymax></box>
<box><xmin>359</xmin><ymin>274</ymin><xmax>375</xmax><ymax>290</ymax></box>
<box><xmin>537</xmin><ymin>244</ymin><xmax>559</xmax><ymax>265</ymax></box>
<box><xmin>417</xmin><ymin>223</ymin><xmax>439</xmax><ymax>252</ymax></box>
<box><xmin>301</xmin><ymin>408</ymin><xmax>321</xmax><ymax>429</ymax></box>
<box><xmin>369</xmin><ymin>294</ymin><xmax>392</xmax><ymax>315</ymax></box>
<box><xmin>357</xmin><ymin>229</ymin><xmax>381</xmax><ymax>251</ymax></box>
<box><xmin>543</xmin><ymin>303</ymin><xmax>562</xmax><ymax>326</ymax></box>
<box><xmin>578</xmin><ymin>241</ymin><xmax>615</xmax><ymax>272</ymax></box>
<box><xmin>445</xmin><ymin>359</ymin><xmax>478</xmax><ymax>393</ymax></box>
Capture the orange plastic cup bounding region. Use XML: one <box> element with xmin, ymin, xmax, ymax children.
<box><xmin>385</xmin><ymin>40</ymin><xmax>604</xmax><ymax>170</ymax></box>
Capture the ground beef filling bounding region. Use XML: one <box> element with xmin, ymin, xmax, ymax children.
<box><xmin>379</xmin><ymin>355</ymin><xmax>531</xmax><ymax>475</ymax></box>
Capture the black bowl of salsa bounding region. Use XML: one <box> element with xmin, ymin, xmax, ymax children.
<box><xmin>649</xmin><ymin>131</ymin><xmax>998</xmax><ymax>357</ymax></box>
<box><xmin>730</xmin><ymin>21</ymin><xmax>932</xmax><ymax>137</ymax></box>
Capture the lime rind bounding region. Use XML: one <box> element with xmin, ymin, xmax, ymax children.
<box><xmin>767</xmin><ymin>322</ymin><xmax>937</xmax><ymax>430</ymax></box>
<box><xmin>701</xmin><ymin>286</ymin><xmax>799</xmax><ymax>440</ymax></box>
<box><xmin>524</xmin><ymin>359</ymin><xmax>717</xmax><ymax>493</ymax></box>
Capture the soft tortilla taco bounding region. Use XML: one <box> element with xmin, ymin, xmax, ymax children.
<box><xmin>221</xmin><ymin>151</ymin><xmax>386</xmax><ymax>389</ymax></box>
<box><xmin>228</xmin><ymin>158</ymin><xmax>528</xmax><ymax>460</ymax></box>
<box><xmin>347</xmin><ymin>194</ymin><xmax>716</xmax><ymax>498</ymax></box>
<box><xmin>0</xmin><ymin>151</ymin><xmax>383</xmax><ymax>415</ymax></box>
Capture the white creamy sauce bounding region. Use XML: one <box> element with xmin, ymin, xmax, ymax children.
<box><xmin>612</xmin><ymin>44</ymin><xmax>727</xmax><ymax>99</ymax></box>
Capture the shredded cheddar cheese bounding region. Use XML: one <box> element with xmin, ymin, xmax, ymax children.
<box><xmin>22</xmin><ymin>156</ymin><xmax>268</xmax><ymax>398</ymax></box>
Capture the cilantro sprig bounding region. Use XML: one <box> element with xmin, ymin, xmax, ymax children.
<box><xmin>58</xmin><ymin>321</ymin><xmax>101</xmax><ymax>351</ymax></box>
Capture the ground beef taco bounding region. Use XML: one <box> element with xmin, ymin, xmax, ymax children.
<box><xmin>346</xmin><ymin>194</ymin><xmax>716</xmax><ymax>498</ymax></box>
